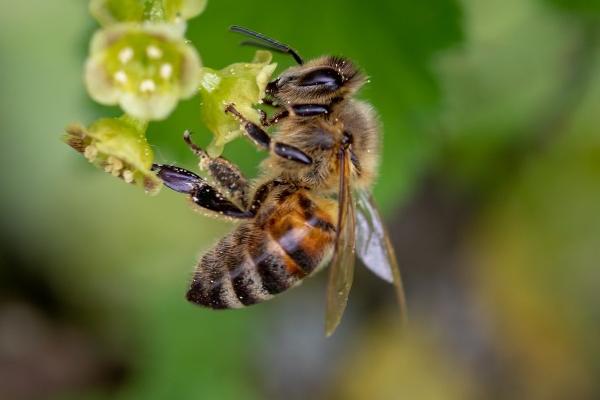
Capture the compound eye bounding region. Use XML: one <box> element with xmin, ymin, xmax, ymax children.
<box><xmin>298</xmin><ymin>68</ymin><xmax>342</xmax><ymax>90</ymax></box>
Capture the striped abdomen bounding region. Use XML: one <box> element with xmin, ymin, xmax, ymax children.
<box><xmin>186</xmin><ymin>190</ymin><xmax>336</xmax><ymax>308</ymax></box>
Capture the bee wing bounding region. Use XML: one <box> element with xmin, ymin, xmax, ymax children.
<box><xmin>355</xmin><ymin>190</ymin><xmax>408</xmax><ymax>322</ymax></box>
<box><xmin>325</xmin><ymin>148</ymin><xmax>356</xmax><ymax>337</ymax></box>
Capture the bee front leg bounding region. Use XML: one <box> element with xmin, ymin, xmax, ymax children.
<box><xmin>258</xmin><ymin>109</ymin><xmax>289</xmax><ymax>127</ymax></box>
<box><xmin>183</xmin><ymin>131</ymin><xmax>250</xmax><ymax>209</ymax></box>
<box><xmin>152</xmin><ymin>164</ymin><xmax>253</xmax><ymax>219</ymax></box>
<box><xmin>258</xmin><ymin>109</ymin><xmax>269</xmax><ymax>126</ymax></box>
<box><xmin>267</xmin><ymin>109</ymin><xmax>289</xmax><ymax>126</ymax></box>
<box><xmin>224</xmin><ymin>104</ymin><xmax>312</xmax><ymax>165</ymax></box>
<box><xmin>261</xmin><ymin>97</ymin><xmax>277</xmax><ymax>107</ymax></box>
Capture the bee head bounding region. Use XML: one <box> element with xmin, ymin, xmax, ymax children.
<box><xmin>266</xmin><ymin>56</ymin><xmax>366</xmax><ymax>105</ymax></box>
<box><xmin>230</xmin><ymin>26</ymin><xmax>366</xmax><ymax>106</ymax></box>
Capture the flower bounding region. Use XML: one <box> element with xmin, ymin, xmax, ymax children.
<box><xmin>90</xmin><ymin>0</ymin><xmax>207</xmax><ymax>26</ymax></box>
<box><xmin>85</xmin><ymin>23</ymin><xmax>202</xmax><ymax>121</ymax></box>
<box><xmin>199</xmin><ymin>51</ymin><xmax>277</xmax><ymax>157</ymax></box>
<box><xmin>63</xmin><ymin>115</ymin><xmax>161</xmax><ymax>194</ymax></box>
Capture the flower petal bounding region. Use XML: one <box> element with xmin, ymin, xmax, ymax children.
<box><xmin>120</xmin><ymin>91</ymin><xmax>179</xmax><ymax>121</ymax></box>
<box><xmin>85</xmin><ymin>57</ymin><xmax>120</xmax><ymax>104</ymax></box>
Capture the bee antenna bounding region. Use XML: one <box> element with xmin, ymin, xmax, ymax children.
<box><xmin>230</xmin><ymin>25</ymin><xmax>304</xmax><ymax>65</ymax></box>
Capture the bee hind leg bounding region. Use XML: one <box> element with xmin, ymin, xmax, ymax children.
<box><xmin>152</xmin><ymin>164</ymin><xmax>253</xmax><ymax>219</ymax></box>
<box><xmin>183</xmin><ymin>131</ymin><xmax>250</xmax><ymax>208</ymax></box>
<box><xmin>151</xmin><ymin>164</ymin><xmax>201</xmax><ymax>194</ymax></box>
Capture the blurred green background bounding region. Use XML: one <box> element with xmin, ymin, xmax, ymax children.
<box><xmin>1</xmin><ymin>0</ymin><xmax>600</xmax><ymax>399</ymax></box>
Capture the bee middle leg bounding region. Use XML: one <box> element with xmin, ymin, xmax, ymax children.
<box><xmin>152</xmin><ymin>164</ymin><xmax>253</xmax><ymax>219</ymax></box>
<box><xmin>225</xmin><ymin>104</ymin><xmax>312</xmax><ymax>165</ymax></box>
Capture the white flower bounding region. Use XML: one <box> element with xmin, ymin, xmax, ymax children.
<box><xmin>85</xmin><ymin>23</ymin><xmax>202</xmax><ymax>121</ymax></box>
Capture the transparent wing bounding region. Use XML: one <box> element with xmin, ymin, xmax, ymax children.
<box><xmin>324</xmin><ymin>148</ymin><xmax>356</xmax><ymax>337</ymax></box>
<box><xmin>355</xmin><ymin>189</ymin><xmax>408</xmax><ymax>322</ymax></box>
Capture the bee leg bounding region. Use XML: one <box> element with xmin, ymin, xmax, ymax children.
<box><xmin>291</xmin><ymin>104</ymin><xmax>330</xmax><ymax>117</ymax></box>
<box><xmin>246</xmin><ymin>179</ymin><xmax>284</xmax><ymax>213</ymax></box>
<box><xmin>225</xmin><ymin>104</ymin><xmax>312</xmax><ymax>165</ymax></box>
<box><xmin>152</xmin><ymin>164</ymin><xmax>253</xmax><ymax>219</ymax></box>
<box><xmin>150</xmin><ymin>164</ymin><xmax>201</xmax><ymax>194</ymax></box>
<box><xmin>267</xmin><ymin>110</ymin><xmax>289</xmax><ymax>126</ymax></box>
<box><xmin>183</xmin><ymin>131</ymin><xmax>250</xmax><ymax>209</ymax></box>
<box><xmin>260</xmin><ymin>97</ymin><xmax>279</xmax><ymax>107</ymax></box>
<box><xmin>258</xmin><ymin>109</ymin><xmax>268</xmax><ymax>126</ymax></box>
<box><xmin>258</xmin><ymin>109</ymin><xmax>289</xmax><ymax>127</ymax></box>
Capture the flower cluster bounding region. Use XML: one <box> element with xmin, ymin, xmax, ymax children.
<box><xmin>65</xmin><ymin>0</ymin><xmax>206</xmax><ymax>194</ymax></box>
<box><xmin>65</xmin><ymin>0</ymin><xmax>280</xmax><ymax>195</ymax></box>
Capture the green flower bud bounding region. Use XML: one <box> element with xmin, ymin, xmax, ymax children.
<box><xmin>85</xmin><ymin>23</ymin><xmax>202</xmax><ymax>121</ymax></box>
<box><xmin>163</xmin><ymin>0</ymin><xmax>207</xmax><ymax>21</ymax></box>
<box><xmin>90</xmin><ymin>0</ymin><xmax>207</xmax><ymax>26</ymax></box>
<box><xmin>199</xmin><ymin>51</ymin><xmax>277</xmax><ymax>157</ymax></box>
<box><xmin>63</xmin><ymin>115</ymin><xmax>161</xmax><ymax>194</ymax></box>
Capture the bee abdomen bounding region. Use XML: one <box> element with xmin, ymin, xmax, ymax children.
<box><xmin>187</xmin><ymin>224</ymin><xmax>265</xmax><ymax>308</ymax></box>
<box><xmin>265</xmin><ymin>192</ymin><xmax>336</xmax><ymax>276</ymax></box>
<box><xmin>252</xmin><ymin>241</ymin><xmax>304</xmax><ymax>296</ymax></box>
<box><xmin>186</xmin><ymin>191</ymin><xmax>336</xmax><ymax>309</ymax></box>
<box><xmin>187</xmin><ymin>224</ymin><xmax>303</xmax><ymax>309</ymax></box>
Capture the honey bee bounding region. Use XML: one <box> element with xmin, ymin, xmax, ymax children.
<box><xmin>152</xmin><ymin>26</ymin><xmax>406</xmax><ymax>335</ymax></box>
